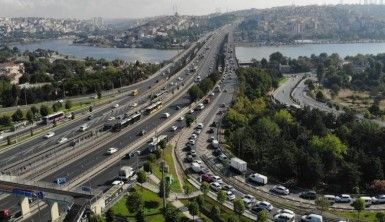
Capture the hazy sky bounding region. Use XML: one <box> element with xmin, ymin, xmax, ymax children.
<box><xmin>0</xmin><ymin>0</ymin><xmax>364</xmax><ymax>18</ymax></box>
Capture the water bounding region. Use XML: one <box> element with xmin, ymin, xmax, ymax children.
<box><xmin>13</xmin><ymin>39</ymin><xmax>179</xmax><ymax>63</ymax></box>
<box><xmin>236</xmin><ymin>42</ymin><xmax>385</xmax><ymax>62</ymax></box>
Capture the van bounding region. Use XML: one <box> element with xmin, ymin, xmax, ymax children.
<box><xmin>163</xmin><ymin>113</ymin><xmax>170</xmax><ymax>118</ymax></box>
<box><xmin>360</xmin><ymin>196</ymin><xmax>372</xmax><ymax>206</ymax></box>
<box><xmin>248</xmin><ymin>173</ymin><xmax>268</xmax><ymax>185</ymax></box>
<box><xmin>323</xmin><ymin>195</ymin><xmax>336</xmax><ymax>204</ymax></box>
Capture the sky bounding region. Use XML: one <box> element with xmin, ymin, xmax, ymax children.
<box><xmin>0</xmin><ymin>0</ymin><xmax>369</xmax><ymax>19</ymax></box>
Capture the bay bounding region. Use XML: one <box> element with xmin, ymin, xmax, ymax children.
<box><xmin>13</xmin><ymin>39</ymin><xmax>179</xmax><ymax>63</ymax></box>
<box><xmin>236</xmin><ymin>42</ymin><xmax>385</xmax><ymax>62</ymax></box>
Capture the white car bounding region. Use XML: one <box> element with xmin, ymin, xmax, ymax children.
<box><xmin>226</xmin><ymin>191</ymin><xmax>236</xmax><ymax>201</ymax></box>
<box><xmin>163</xmin><ymin>113</ymin><xmax>170</xmax><ymax>118</ymax></box>
<box><xmin>301</xmin><ymin>214</ymin><xmax>323</xmax><ymax>222</ymax></box>
<box><xmin>274</xmin><ymin>212</ymin><xmax>295</xmax><ymax>222</ymax></box>
<box><xmin>112</xmin><ymin>104</ymin><xmax>119</xmax><ymax>108</ymax></box>
<box><xmin>107</xmin><ymin>147</ymin><xmax>118</xmax><ymax>154</ymax></box>
<box><xmin>112</xmin><ymin>180</ymin><xmax>124</xmax><ymax>186</ymax></box>
<box><xmin>178</xmin><ymin>116</ymin><xmax>185</xmax><ymax>121</ymax></box>
<box><xmin>194</xmin><ymin>129</ymin><xmax>202</xmax><ymax>135</ymax></box>
<box><xmin>57</xmin><ymin>137</ymin><xmax>68</xmax><ymax>144</ymax></box>
<box><xmin>171</xmin><ymin>126</ymin><xmax>178</xmax><ymax>131</ymax></box>
<box><xmin>197</xmin><ymin>123</ymin><xmax>204</xmax><ymax>129</ymax></box>
<box><xmin>44</xmin><ymin>132</ymin><xmax>55</xmax><ymax>139</ymax></box>
<box><xmin>108</xmin><ymin>116</ymin><xmax>116</xmax><ymax>121</ymax></box>
<box><xmin>254</xmin><ymin>201</ymin><xmax>274</xmax><ymax>212</ymax></box>
<box><xmin>243</xmin><ymin>195</ymin><xmax>255</xmax><ymax>208</ymax></box>
<box><xmin>193</xmin><ymin>159</ymin><xmax>202</xmax><ymax>165</ymax></box>
<box><xmin>210</xmin><ymin>182</ymin><xmax>222</xmax><ymax>192</ymax></box>
<box><xmin>131</xmin><ymin>103</ymin><xmax>138</xmax><ymax>107</ymax></box>
<box><xmin>271</xmin><ymin>185</ymin><xmax>290</xmax><ymax>195</ymax></box>
<box><xmin>336</xmin><ymin>194</ymin><xmax>352</xmax><ymax>203</ymax></box>
<box><xmin>277</xmin><ymin>209</ymin><xmax>295</xmax><ymax>216</ymax></box>
<box><xmin>189</xmin><ymin>109</ymin><xmax>194</xmax><ymax>114</ymax></box>
<box><xmin>190</xmin><ymin>134</ymin><xmax>198</xmax><ymax>140</ymax></box>
<box><xmin>212</xmin><ymin>176</ymin><xmax>223</xmax><ymax>184</ymax></box>
<box><xmin>188</xmin><ymin>139</ymin><xmax>196</xmax><ymax>146</ymax></box>
<box><xmin>372</xmin><ymin>195</ymin><xmax>385</xmax><ymax>204</ymax></box>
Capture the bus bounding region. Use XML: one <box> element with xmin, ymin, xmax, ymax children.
<box><xmin>152</xmin><ymin>90</ymin><xmax>167</xmax><ymax>100</ymax></box>
<box><xmin>145</xmin><ymin>101</ymin><xmax>163</xmax><ymax>115</ymax></box>
<box><xmin>42</xmin><ymin>112</ymin><xmax>65</xmax><ymax>124</ymax></box>
<box><xmin>112</xmin><ymin>112</ymin><xmax>142</xmax><ymax>132</ymax></box>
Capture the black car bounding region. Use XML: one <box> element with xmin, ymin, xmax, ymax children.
<box><xmin>212</xmin><ymin>149</ymin><xmax>222</xmax><ymax>156</ymax></box>
<box><xmin>139</xmin><ymin>129</ymin><xmax>146</xmax><ymax>136</ymax></box>
<box><xmin>299</xmin><ymin>190</ymin><xmax>317</xmax><ymax>200</ymax></box>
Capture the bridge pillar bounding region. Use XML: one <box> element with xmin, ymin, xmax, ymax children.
<box><xmin>19</xmin><ymin>197</ymin><xmax>30</xmax><ymax>216</ymax></box>
<box><xmin>50</xmin><ymin>201</ymin><xmax>60</xmax><ymax>221</ymax></box>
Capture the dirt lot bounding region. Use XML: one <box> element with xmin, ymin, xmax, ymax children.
<box><xmin>323</xmin><ymin>88</ymin><xmax>375</xmax><ymax>112</ymax></box>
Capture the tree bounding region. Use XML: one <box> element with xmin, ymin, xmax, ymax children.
<box><xmin>310</xmin><ymin>133</ymin><xmax>347</xmax><ymax>158</ymax></box>
<box><xmin>200</xmin><ymin>182</ymin><xmax>209</xmax><ymax>197</ymax></box>
<box><xmin>65</xmin><ymin>100</ymin><xmax>72</xmax><ymax>110</ymax></box>
<box><xmin>257</xmin><ymin>210</ymin><xmax>268</xmax><ymax>222</ymax></box>
<box><xmin>188</xmin><ymin>201</ymin><xmax>199</xmax><ymax>219</ymax></box>
<box><xmin>315</xmin><ymin>197</ymin><xmax>331</xmax><ymax>215</ymax></box>
<box><xmin>105</xmin><ymin>209</ymin><xmax>115</xmax><ymax>222</ymax></box>
<box><xmin>31</xmin><ymin>106</ymin><xmax>39</xmax><ymax>115</ymax></box>
<box><xmin>159</xmin><ymin>178</ymin><xmax>170</xmax><ymax>198</ymax></box>
<box><xmin>158</xmin><ymin>139</ymin><xmax>167</xmax><ymax>150</ymax></box>
<box><xmin>185</xmin><ymin>114</ymin><xmax>195</xmax><ymax>127</ymax></box>
<box><xmin>89</xmin><ymin>214</ymin><xmax>104</xmax><ymax>222</ymax></box>
<box><xmin>163</xmin><ymin>205</ymin><xmax>180</xmax><ymax>222</ymax></box>
<box><xmin>0</xmin><ymin>115</ymin><xmax>12</xmax><ymax>126</ymax></box>
<box><xmin>217</xmin><ymin>190</ymin><xmax>227</xmax><ymax>205</ymax></box>
<box><xmin>316</xmin><ymin>91</ymin><xmax>325</xmax><ymax>102</ymax></box>
<box><xmin>12</xmin><ymin>109</ymin><xmax>24</xmax><ymax>122</ymax></box>
<box><xmin>137</xmin><ymin>170</ymin><xmax>147</xmax><ymax>184</ymax></box>
<box><xmin>188</xmin><ymin>85</ymin><xmax>204</xmax><ymax>101</ymax></box>
<box><xmin>26</xmin><ymin>110</ymin><xmax>34</xmax><ymax>123</ymax></box>
<box><xmin>352</xmin><ymin>198</ymin><xmax>365</xmax><ymax>222</ymax></box>
<box><xmin>376</xmin><ymin>212</ymin><xmax>385</xmax><ymax>222</ymax></box>
<box><xmin>126</xmin><ymin>191</ymin><xmax>144</xmax><ymax>213</ymax></box>
<box><xmin>183</xmin><ymin>183</ymin><xmax>192</xmax><ymax>197</ymax></box>
<box><xmin>210</xmin><ymin>205</ymin><xmax>221</xmax><ymax>219</ymax></box>
<box><xmin>370</xmin><ymin>180</ymin><xmax>385</xmax><ymax>194</ymax></box>
<box><xmin>233</xmin><ymin>198</ymin><xmax>245</xmax><ymax>219</ymax></box>
<box><xmin>135</xmin><ymin>209</ymin><xmax>145</xmax><ymax>222</ymax></box>
<box><xmin>40</xmin><ymin>105</ymin><xmax>50</xmax><ymax>117</ymax></box>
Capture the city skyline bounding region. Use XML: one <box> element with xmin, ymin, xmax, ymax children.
<box><xmin>0</xmin><ymin>0</ymin><xmax>384</xmax><ymax>19</ymax></box>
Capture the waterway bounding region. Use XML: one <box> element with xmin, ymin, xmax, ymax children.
<box><xmin>14</xmin><ymin>39</ymin><xmax>179</xmax><ymax>63</ymax></box>
<box><xmin>236</xmin><ymin>42</ymin><xmax>385</xmax><ymax>62</ymax></box>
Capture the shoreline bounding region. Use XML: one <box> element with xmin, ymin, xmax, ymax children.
<box><xmin>235</xmin><ymin>39</ymin><xmax>385</xmax><ymax>48</ymax></box>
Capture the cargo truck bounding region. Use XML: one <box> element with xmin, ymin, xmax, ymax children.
<box><xmin>230</xmin><ymin>157</ymin><xmax>247</xmax><ymax>174</ymax></box>
<box><xmin>248</xmin><ymin>173</ymin><xmax>268</xmax><ymax>185</ymax></box>
<box><xmin>118</xmin><ymin>166</ymin><xmax>134</xmax><ymax>181</ymax></box>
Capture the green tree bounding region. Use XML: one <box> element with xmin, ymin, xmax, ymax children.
<box><xmin>233</xmin><ymin>198</ymin><xmax>245</xmax><ymax>219</ymax></box>
<box><xmin>12</xmin><ymin>109</ymin><xmax>24</xmax><ymax>122</ymax></box>
<box><xmin>65</xmin><ymin>100</ymin><xmax>72</xmax><ymax>110</ymax></box>
<box><xmin>26</xmin><ymin>110</ymin><xmax>34</xmax><ymax>123</ymax></box>
<box><xmin>163</xmin><ymin>205</ymin><xmax>180</xmax><ymax>222</ymax></box>
<box><xmin>105</xmin><ymin>209</ymin><xmax>115</xmax><ymax>222</ymax></box>
<box><xmin>188</xmin><ymin>201</ymin><xmax>199</xmax><ymax>219</ymax></box>
<box><xmin>89</xmin><ymin>214</ymin><xmax>104</xmax><ymax>222</ymax></box>
<box><xmin>217</xmin><ymin>190</ymin><xmax>227</xmax><ymax>205</ymax></box>
<box><xmin>159</xmin><ymin>178</ymin><xmax>170</xmax><ymax>198</ymax></box>
<box><xmin>257</xmin><ymin>210</ymin><xmax>268</xmax><ymax>222</ymax></box>
<box><xmin>227</xmin><ymin>216</ymin><xmax>238</xmax><ymax>222</ymax></box>
<box><xmin>210</xmin><ymin>205</ymin><xmax>221</xmax><ymax>220</ymax></box>
<box><xmin>0</xmin><ymin>115</ymin><xmax>12</xmax><ymax>126</ymax></box>
<box><xmin>316</xmin><ymin>91</ymin><xmax>325</xmax><ymax>101</ymax></box>
<box><xmin>135</xmin><ymin>209</ymin><xmax>145</xmax><ymax>222</ymax></box>
<box><xmin>315</xmin><ymin>197</ymin><xmax>330</xmax><ymax>216</ymax></box>
<box><xmin>188</xmin><ymin>85</ymin><xmax>204</xmax><ymax>102</ymax></box>
<box><xmin>310</xmin><ymin>133</ymin><xmax>347</xmax><ymax>158</ymax></box>
<box><xmin>137</xmin><ymin>170</ymin><xmax>147</xmax><ymax>184</ymax></box>
<box><xmin>40</xmin><ymin>105</ymin><xmax>50</xmax><ymax>117</ymax></box>
<box><xmin>185</xmin><ymin>114</ymin><xmax>195</xmax><ymax>127</ymax></box>
<box><xmin>30</xmin><ymin>106</ymin><xmax>39</xmax><ymax>115</ymax></box>
<box><xmin>200</xmin><ymin>182</ymin><xmax>209</xmax><ymax>197</ymax></box>
<box><xmin>183</xmin><ymin>182</ymin><xmax>192</xmax><ymax>197</ymax></box>
<box><xmin>376</xmin><ymin>212</ymin><xmax>385</xmax><ymax>222</ymax></box>
<box><xmin>352</xmin><ymin>198</ymin><xmax>365</xmax><ymax>222</ymax></box>
<box><xmin>126</xmin><ymin>191</ymin><xmax>144</xmax><ymax>213</ymax></box>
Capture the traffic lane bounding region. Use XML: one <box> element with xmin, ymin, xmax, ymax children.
<box><xmin>42</xmin><ymin>94</ymin><xmax>191</xmax><ymax>183</ymax></box>
<box><xmin>0</xmin><ymin>195</ymin><xmax>19</xmax><ymax>214</ymax></box>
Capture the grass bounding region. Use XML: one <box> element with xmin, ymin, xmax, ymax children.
<box><xmin>182</xmin><ymin>196</ymin><xmax>254</xmax><ymax>222</ymax></box>
<box><xmin>279</xmin><ymin>76</ymin><xmax>288</xmax><ymax>85</ymax></box>
<box><xmin>151</xmin><ymin>144</ymin><xmax>182</xmax><ymax>193</ymax></box>
<box><xmin>111</xmin><ymin>187</ymin><xmax>165</xmax><ymax>222</ymax></box>
<box><xmin>332</xmin><ymin>210</ymin><xmax>384</xmax><ymax>222</ymax></box>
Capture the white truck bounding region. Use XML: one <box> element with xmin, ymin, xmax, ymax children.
<box><xmin>248</xmin><ymin>173</ymin><xmax>268</xmax><ymax>185</ymax></box>
<box><xmin>230</xmin><ymin>157</ymin><xmax>247</xmax><ymax>174</ymax></box>
<box><xmin>211</xmin><ymin>140</ymin><xmax>219</xmax><ymax>149</ymax></box>
<box><xmin>191</xmin><ymin>162</ymin><xmax>202</xmax><ymax>173</ymax></box>
<box><xmin>118</xmin><ymin>166</ymin><xmax>134</xmax><ymax>181</ymax></box>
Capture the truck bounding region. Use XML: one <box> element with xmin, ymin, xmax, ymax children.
<box><xmin>211</xmin><ymin>140</ymin><xmax>219</xmax><ymax>149</ymax></box>
<box><xmin>248</xmin><ymin>173</ymin><xmax>268</xmax><ymax>185</ymax></box>
<box><xmin>147</xmin><ymin>135</ymin><xmax>168</xmax><ymax>152</ymax></box>
<box><xmin>131</xmin><ymin>89</ymin><xmax>139</xmax><ymax>96</ymax></box>
<box><xmin>118</xmin><ymin>166</ymin><xmax>134</xmax><ymax>181</ymax></box>
<box><xmin>191</xmin><ymin>162</ymin><xmax>202</xmax><ymax>173</ymax></box>
<box><xmin>230</xmin><ymin>157</ymin><xmax>247</xmax><ymax>174</ymax></box>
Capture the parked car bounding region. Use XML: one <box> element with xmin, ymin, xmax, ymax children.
<box><xmin>210</xmin><ymin>182</ymin><xmax>222</xmax><ymax>192</ymax></box>
<box><xmin>212</xmin><ymin>176</ymin><xmax>223</xmax><ymax>184</ymax></box>
<box><xmin>274</xmin><ymin>212</ymin><xmax>295</xmax><ymax>222</ymax></box>
<box><xmin>197</xmin><ymin>123</ymin><xmax>204</xmax><ymax>129</ymax></box>
<box><xmin>0</xmin><ymin>209</ymin><xmax>11</xmax><ymax>219</ymax></box>
<box><xmin>323</xmin><ymin>195</ymin><xmax>336</xmax><ymax>204</ymax></box>
<box><xmin>201</xmin><ymin>173</ymin><xmax>214</xmax><ymax>183</ymax></box>
<box><xmin>372</xmin><ymin>195</ymin><xmax>385</xmax><ymax>204</ymax></box>
<box><xmin>226</xmin><ymin>191</ymin><xmax>236</xmax><ymax>201</ymax></box>
<box><xmin>107</xmin><ymin>147</ymin><xmax>118</xmax><ymax>154</ymax></box>
<box><xmin>335</xmin><ymin>194</ymin><xmax>352</xmax><ymax>203</ymax></box>
<box><xmin>300</xmin><ymin>190</ymin><xmax>317</xmax><ymax>200</ymax></box>
<box><xmin>222</xmin><ymin>184</ymin><xmax>236</xmax><ymax>193</ymax></box>
<box><xmin>218</xmin><ymin>154</ymin><xmax>228</xmax><ymax>163</ymax></box>
<box><xmin>301</xmin><ymin>214</ymin><xmax>323</xmax><ymax>222</ymax></box>
<box><xmin>253</xmin><ymin>201</ymin><xmax>273</xmax><ymax>212</ymax></box>
<box><xmin>171</xmin><ymin>125</ymin><xmax>178</xmax><ymax>131</ymax></box>
<box><xmin>178</xmin><ymin>116</ymin><xmax>185</xmax><ymax>121</ymax></box>
<box><xmin>271</xmin><ymin>185</ymin><xmax>290</xmax><ymax>195</ymax></box>
<box><xmin>277</xmin><ymin>209</ymin><xmax>295</xmax><ymax>217</ymax></box>
<box><xmin>139</xmin><ymin>129</ymin><xmax>146</xmax><ymax>136</ymax></box>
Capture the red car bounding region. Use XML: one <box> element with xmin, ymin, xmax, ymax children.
<box><xmin>0</xmin><ymin>209</ymin><xmax>11</xmax><ymax>219</ymax></box>
<box><xmin>201</xmin><ymin>173</ymin><xmax>214</xmax><ymax>183</ymax></box>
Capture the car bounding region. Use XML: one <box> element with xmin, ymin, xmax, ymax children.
<box><xmin>226</xmin><ymin>191</ymin><xmax>236</xmax><ymax>201</ymax></box>
<box><xmin>301</xmin><ymin>214</ymin><xmax>323</xmax><ymax>222</ymax></box>
<box><xmin>201</xmin><ymin>173</ymin><xmax>214</xmax><ymax>183</ymax></box>
<box><xmin>212</xmin><ymin>149</ymin><xmax>222</xmax><ymax>156</ymax></box>
<box><xmin>188</xmin><ymin>139</ymin><xmax>196</xmax><ymax>146</ymax></box>
<box><xmin>323</xmin><ymin>195</ymin><xmax>336</xmax><ymax>204</ymax></box>
<box><xmin>131</xmin><ymin>103</ymin><xmax>138</xmax><ymax>107</ymax></box>
<box><xmin>210</xmin><ymin>92</ymin><xmax>215</xmax><ymax>96</ymax></box>
<box><xmin>212</xmin><ymin>176</ymin><xmax>223</xmax><ymax>184</ymax></box>
<box><xmin>277</xmin><ymin>209</ymin><xmax>295</xmax><ymax>216</ymax></box>
<box><xmin>0</xmin><ymin>209</ymin><xmax>11</xmax><ymax>219</ymax></box>
<box><xmin>189</xmin><ymin>109</ymin><xmax>194</xmax><ymax>114</ymax></box>
<box><xmin>197</xmin><ymin>123</ymin><xmax>204</xmax><ymax>129</ymax></box>
<box><xmin>190</xmin><ymin>134</ymin><xmax>198</xmax><ymax>140</ymax></box>
<box><xmin>193</xmin><ymin>159</ymin><xmax>202</xmax><ymax>165</ymax></box>
<box><xmin>254</xmin><ymin>201</ymin><xmax>273</xmax><ymax>212</ymax></box>
<box><xmin>222</xmin><ymin>184</ymin><xmax>236</xmax><ymax>193</ymax></box>
<box><xmin>335</xmin><ymin>194</ymin><xmax>352</xmax><ymax>203</ymax></box>
<box><xmin>107</xmin><ymin>147</ymin><xmax>118</xmax><ymax>154</ymax></box>
<box><xmin>108</xmin><ymin>116</ymin><xmax>116</xmax><ymax>121</ymax></box>
<box><xmin>186</xmin><ymin>155</ymin><xmax>194</xmax><ymax>162</ymax></box>
<box><xmin>194</xmin><ymin>129</ymin><xmax>202</xmax><ymax>135</ymax></box>
<box><xmin>220</xmin><ymin>104</ymin><xmax>226</xmax><ymax>108</ymax></box>
<box><xmin>271</xmin><ymin>185</ymin><xmax>290</xmax><ymax>195</ymax></box>
<box><xmin>176</xmin><ymin>105</ymin><xmax>181</xmax><ymax>110</ymax></box>
<box><xmin>57</xmin><ymin>137</ymin><xmax>68</xmax><ymax>144</ymax></box>
<box><xmin>300</xmin><ymin>190</ymin><xmax>317</xmax><ymax>200</ymax></box>
<box><xmin>372</xmin><ymin>195</ymin><xmax>385</xmax><ymax>204</ymax></box>
<box><xmin>112</xmin><ymin>180</ymin><xmax>124</xmax><ymax>186</ymax></box>
<box><xmin>178</xmin><ymin>116</ymin><xmax>185</xmax><ymax>121</ymax></box>
<box><xmin>55</xmin><ymin>177</ymin><xmax>67</xmax><ymax>185</ymax></box>
<box><xmin>208</xmin><ymin>128</ymin><xmax>214</xmax><ymax>134</ymax></box>
<box><xmin>189</xmin><ymin>150</ymin><xmax>197</xmax><ymax>156</ymax></box>
<box><xmin>139</xmin><ymin>129</ymin><xmax>146</xmax><ymax>136</ymax></box>
<box><xmin>218</xmin><ymin>154</ymin><xmax>228</xmax><ymax>163</ymax></box>
<box><xmin>274</xmin><ymin>213</ymin><xmax>295</xmax><ymax>222</ymax></box>
<box><xmin>44</xmin><ymin>131</ymin><xmax>55</xmax><ymax>139</ymax></box>
<box><xmin>171</xmin><ymin>126</ymin><xmax>178</xmax><ymax>131</ymax></box>
<box><xmin>208</xmin><ymin>136</ymin><xmax>215</xmax><ymax>142</ymax></box>
<box><xmin>210</xmin><ymin>182</ymin><xmax>222</xmax><ymax>192</ymax></box>
<box><xmin>163</xmin><ymin>113</ymin><xmax>170</xmax><ymax>118</ymax></box>
<box><xmin>112</xmin><ymin>104</ymin><xmax>119</xmax><ymax>108</ymax></box>
<box><xmin>87</xmin><ymin>114</ymin><xmax>93</xmax><ymax>120</ymax></box>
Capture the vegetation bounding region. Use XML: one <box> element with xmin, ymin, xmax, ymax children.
<box><xmin>188</xmin><ymin>72</ymin><xmax>220</xmax><ymax>102</ymax></box>
<box><xmin>224</xmin><ymin>65</ymin><xmax>385</xmax><ymax>193</ymax></box>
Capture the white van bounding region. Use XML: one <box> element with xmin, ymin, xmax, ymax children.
<box><xmin>248</xmin><ymin>173</ymin><xmax>268</xmax><ymax>185</ymax></box>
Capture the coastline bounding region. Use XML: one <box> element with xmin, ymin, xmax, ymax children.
<box><xmin>235</xmin><ymin>39</ymin><xmax>385</xmax><ymax>48</ymax></box>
